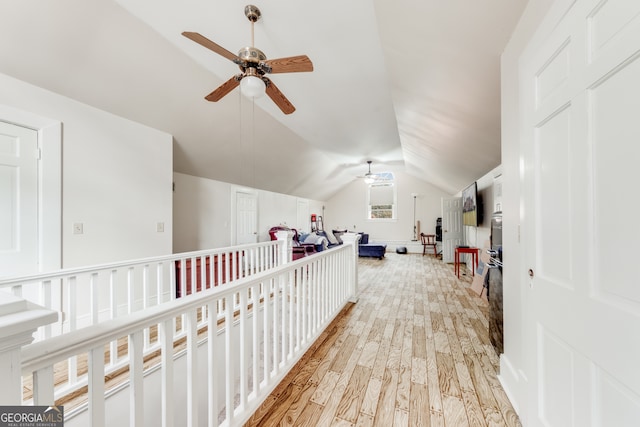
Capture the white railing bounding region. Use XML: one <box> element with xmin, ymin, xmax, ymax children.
<box><xmin>12</xmin><ymin>242</ymin><xmax>356</xmax><ymax>426</ymax></box>
<box><xmin>0</xmin><ymin>241</ymin><xmax>285</xmax><ymax>412</ymax></box>
<box><xmin>0</xmin><ymin>241</ymin><xmax>283</xmax><ymax>342</ymax></box>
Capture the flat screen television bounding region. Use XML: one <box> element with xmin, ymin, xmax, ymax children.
<box><xmin>462</xmin><ymin>182</ymin><xmax>478</xmax><ymax>226</ymax></box>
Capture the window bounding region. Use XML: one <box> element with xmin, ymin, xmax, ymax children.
<box><xmin>368</xmin><ymin>178</ymin><xmax>396</xmax><ymax>220</ymax></box>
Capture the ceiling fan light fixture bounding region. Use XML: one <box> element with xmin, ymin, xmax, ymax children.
<box><xmin>362</xmin><ymin>160</ymin><xmax>377</xmax><ymax>183</ymax></box>
<box><xmin>240</xmin><ymin>75</ymin><xmax>265</xmax><ymax>98</ymax></box>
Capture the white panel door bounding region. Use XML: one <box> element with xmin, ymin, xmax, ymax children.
<box><xmin>0</xmin><ymin>121</ymin><xmax>38</xmax><ymax>277</ymax></box>
<box><xmin>235</xmin><ymin>191</ymin><xmax>257</xmax><ymax>245</ymax></box>
<box><xmin>521</xmin><ymin>1</ymin><xmax>640</xmax><ymax>425</ymax></box>
<box><xmin>441</xmin><ymin>197</ymin><xmax>462</xmax><ymax>263</ymax></box>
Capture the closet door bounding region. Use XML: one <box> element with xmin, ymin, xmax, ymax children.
<box><xmin>0</xmin><ymin>121</ymin><xmax>38</xmax><ymax>276</ymax></box>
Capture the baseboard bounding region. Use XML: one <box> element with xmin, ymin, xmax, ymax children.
<box><xmin>497</xmin><ymin>353</ymin><xmax>522</xmax><ymax>415</ymax></box>
<box><xmin>374</xmin><ymin>240</ymin><xmax>424</xmax><ymax>254</ymax></box>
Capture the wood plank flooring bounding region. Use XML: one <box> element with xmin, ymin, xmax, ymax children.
<box><xmin>244</xmin><ymin>252</ymin><xmax>520</xmax><ymax>427</ymax></box>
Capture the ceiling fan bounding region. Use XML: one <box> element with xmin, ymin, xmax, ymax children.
<box><xmin>182</xmin><ymin>4</ymin><xmax>314</xmax><ymax>114</ymax></box>
<box><xmin>357</xmin><ymin>161</ymin><xmax>379</xmax><ymax>183</ymax></box>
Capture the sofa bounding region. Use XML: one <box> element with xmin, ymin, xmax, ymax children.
<box><xmin>317</xmin><ymin>230</ymin><xmax>386</xmax><ymax>259</ymax></box>
<box><xmin>299</xmin><ymin>232</ymin><xmax>330</xmax><ymax>251</ymax></box>
<box><xmin>357</xmin><ymin>233</ymin><xmax>387</xmax><ymax>259</ymax></box>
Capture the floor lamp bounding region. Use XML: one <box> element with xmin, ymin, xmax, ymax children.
<box><xmin>411</xmin><ymin>193</ymin><xmax>418</xmax><ymax>241</ymax></box>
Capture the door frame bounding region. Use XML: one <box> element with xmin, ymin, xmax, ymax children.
<box><xmin>230</xmin><ymin>186</ymin><xmax>258</xmax><ymax>245</ymax></box>
<box><xmin>441</xmin><ymin>197</ymin><xmax>463</xmax><ymax>263</ymax></box>
<box><xmin>0</xmin><ymin>105</ymin><xmax>62</xmax><ymax>272</ymax></box>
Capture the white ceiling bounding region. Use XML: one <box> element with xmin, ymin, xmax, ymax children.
<box><xmin>0</xmin><ymin>0</ymin><xmax>527</xmax><ymax>200</ymax></box>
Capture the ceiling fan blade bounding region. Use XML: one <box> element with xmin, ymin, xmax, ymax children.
<box><xmin>264</xmin><ymin>78</ymin><xmax>295</xmax><ymax>114</ymax></box>
<box><xmin>263</xmin><ymin>55</ymin><xmax>313</xmax><ymax>74</ymax></box>
<box><xmin>204</xmin><ymin>75</ymin><xmax>241</xmax><ymax>102</ymax></box>
<box><xmin>182</xmin><ymin>32</ymin><xmax>240</xmax><ymax>63</ymax></box>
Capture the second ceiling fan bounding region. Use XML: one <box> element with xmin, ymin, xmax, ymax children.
<box><xmin>182</xmin><ymin>5</ymin><xmax>313</xmax><ymax>114</ymax></box>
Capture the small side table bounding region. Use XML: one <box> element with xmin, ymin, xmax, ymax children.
<box><xmin>455</xmin><ymin>247</ymin><xmax>479</xmax><ymax>279</ymax></box>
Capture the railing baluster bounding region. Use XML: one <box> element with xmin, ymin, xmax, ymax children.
<box><xmin>142</xmin><ymin>264</ymin><xmax>149</xmax><ymax>308</ymax></box>
<box><xmin>295</xmin><ymin>267</ymin><xmax>301</xmax><ymax>352</ymax></box>
<box><xmin>258</xmin><ymin>246</ymin><xmax>262</xmax><ymax>273</ymax></box>
<box><xmin>129</xmin><ymin>331</ymin><xmax>144</xmax><ymax>427</ymax></box>
<box><xmin>109</xmin><ymin>270</ymin><xmax>118</xmax><ymax>365</ymax></box>
<box><xmin>310</xmin><ymin>262</ymin><xmax>316</xmax><ymax>334</ymax></box>
<box><xmin>160</xmin><ymin>319</ymin><xmax>174</xmax><ymax>427</ymax></box>
<box><xmin>273</xmin><ymin>276</ymin><xmax>280</xmax><ymax>375</ymax></box>
<box><xmin>11</xmin><ymin>284</ymin><xmax>22</xmax><ymax>298</ymax></box>
<box><xmin>40</xmin><ymin>280</ymin><xmax>52</xmax><ymax>339</ymax></box>
<box><xmin>224</xmin><ymin>294</ymin><xmax>234</xmax><ymax>425</ymax></box>
<box><xmin>156</xmin><ymin>262</ymin><xmax>164</xmax><ymax>305</ymax></box>
<box><xmin>32</xmin><ymin>366</ymin><xmax>54</xmax><ymax>405</ymax></box>
<box><xmin>208</xmin><ymin>255</ymin><xmax>215</xmax><ymax>291</ymax></box>
<box><xmin>225</xmin><ymin>251</ymin><xmax>231</xmax><ymax>285</ymax></box>
<box><xmin>88</xmin><ymin>345</ymin><xmax>105</xmax><ymax>427</ymax></box>
<box><xmin>200</xmin><ymin>256</ymin><xmax>207</xmax><ymax>291</ymax></box>
<box><xmin>68</xmin><ymin>276</ymin><xmax>77</xmax><ymax>332</ymax></box>
<box><xmin>66</xmin><ymin>276</ymin><xmax>79</xmax><ymax>386</ymax></box>
<box><xmin>239</xmin><ymin>288</ymin><xmax>248</xmax><ymax>410</ymax></box>
<box><xmin>263</xmin><ymin>278</ymin><xmax>270</xmax><ymax>386</ymax></box>
<box><xmin>232</xmin><ymin>250</ymin><xmax>237</xmax><ymax>282</ymax></box>
<box><xmin>289</xmin><ymin>270</ymin><xmax>294</xmax><ymax>359</ymax></box>
<box><xmin>90</xmin><ymin>273</ymin><xmax>99</xmax><ymax>325</ymax></box>
<box><xmin>186</xmin><ymin>309</ymin><xmax>198</xmax><ymax>427</ymax></box>
<box><xmin>142</xmin><ymin>265</ymin><xmax>150</xmax><ymax>348</ymax></box>
<box><xmin>180</xmin><ymin>259</ymin><xmax>187</xmax><ymax>299</ymax></box>
<box><xmin>190</xmin><ymin>257</ymin><xmax>197</xmax><ymax>294</ymax></box>
<box><xmin>319</xmin><ymin>258</ymin><xmax>324</xmax><ymax>319</ymax></box>
<box><xmin>251</xmin><ymin>283</ymin><xmax>259</xmax><ymax>397</ymax></box>
<box><xmin>207</xmin><ymin>300</ymin><xmax>218</xmax><ymax>427</ymax></box>
<box><xmin>302</xmin><ymin>264</ymin><xmax>308</xmax><ymax>344</ymax></box>
<box><xmin>127</xmin><ymin>267</ymin><xmax>134</xmax><ymax>315</ymax></box>
<box><xmin>170</xmin><ymin>259</ymin><xmax>177</xmax><ymax>302</ymax></box>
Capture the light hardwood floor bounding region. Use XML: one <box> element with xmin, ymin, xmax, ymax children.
<box><xmin>244</xmin><ymin>252</ymin><xmax>520</xmax><ymax>427</ymax></box>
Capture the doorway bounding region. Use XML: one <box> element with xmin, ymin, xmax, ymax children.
<box><xmin>441</xmin><ymin>197</ymin><xmax>463</xmax><ymax>263</ymax></box>
<box><xmin>0</xmin><ymin>107</ymin><xmax>61</xmax><ymax>276</ymax></box>
<box><xmin>233</xmin><ymin>189</ymin><xmax>258</xmax><ymax>245</ymax></box>
<box><xmin>0</xmin><ymin>121</ymin><xmax>38</xmax><ymax>275</ymax></box>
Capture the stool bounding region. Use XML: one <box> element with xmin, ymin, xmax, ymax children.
<box><xmin>455</xmin><ymin>247</ymin><xmax>479</xmax><ymax>279</ymax></box>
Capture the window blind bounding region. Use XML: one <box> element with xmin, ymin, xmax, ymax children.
<box><xmin>370</xmin><ymin>184</ymin><xmax>394</xmax><ymax>205</ymax></box>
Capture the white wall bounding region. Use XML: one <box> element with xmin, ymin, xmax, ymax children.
<box><xmin>461</xmin><ymin>165</ymin><xmax>502</xmax><ymax>251</ymax></box>
<box><xmin>173</xmin><ymin>172</ymin><xmax>325</xmax><ymax>252</ymax></box>
<box><xmin>0</xmin><ymin>72</ymin><xmax>173</xmax><ymax>268</ymax></box>
<box><xmin>325</xmin><ymin>170</ymin><xmax>452</xmax><ymax>245</ymax></box>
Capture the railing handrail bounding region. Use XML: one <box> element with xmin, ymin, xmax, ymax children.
<box><xmin>21</xmin><ymin>244</ymin><xmax>349</xmax><ymax>375</ymax></box>
<box><xmin>0</xmin><ymin>241</ymin><xmax>282</xmax><ymax>287</ymax></box>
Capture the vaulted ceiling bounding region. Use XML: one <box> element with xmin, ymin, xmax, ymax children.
<box><xmin>0</xmin><ymin>0</ymin><xmax>527</xmax><ymax>200</ymax></box>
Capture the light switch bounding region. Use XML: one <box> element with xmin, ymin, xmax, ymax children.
<box><xmin>156</xmin><ymin>222</ymin><xmax>165</xmax><ymax>233</ymax></box>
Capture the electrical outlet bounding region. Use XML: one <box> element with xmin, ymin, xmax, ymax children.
<box><xmin>73</xmin><ymin>223</ymin><xmax>83</xmax><ymax>235</ymax></box>
<box><xmin>156</xmin><ymin>222</ymin><xmax>165</xmax><ymax>233</ymax></box>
